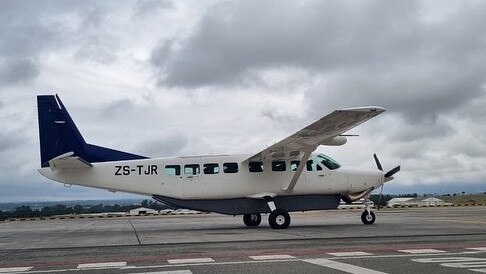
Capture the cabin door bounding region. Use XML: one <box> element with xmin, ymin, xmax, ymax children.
<box><xmin>183</xmin><ymin>164</ymin><xmax>203</xmax><ymax>198</ymax></box>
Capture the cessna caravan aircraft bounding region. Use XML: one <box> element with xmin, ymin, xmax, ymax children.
<box><xmin>37</xmin><ymin>95</ymin><xmax>399</xmax><ymax>229</ymax></box>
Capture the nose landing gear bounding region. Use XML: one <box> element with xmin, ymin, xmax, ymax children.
<box><xmin>361</xmin><ymin>199</ymin><xmax>376</xmax><ymax>225</ymax></box>
<box><xmin>361</xmin><ymin>210</ymin><xmax>376</xmax><ymax>224</ymax></box>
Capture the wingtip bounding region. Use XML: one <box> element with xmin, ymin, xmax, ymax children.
<box><xmin>339</xmin><ymin>106</ymin><xmax>386</xmax><ymax>112</ymax></box>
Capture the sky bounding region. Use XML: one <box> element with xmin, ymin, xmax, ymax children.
<box><xmin>0</xmin><ymin>0</ymin><xmax>485</xmax><ymax>202</ymax></box>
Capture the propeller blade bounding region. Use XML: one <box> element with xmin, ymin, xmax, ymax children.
<box><xmin>373</xmin><ymin>154</ymin><xmax>383</xmax><ymax>171</ymax></box>
<box><xmin>385</xmin><ymin>165</ymin><xmax>401</xmax><ymax>178</ymax></box>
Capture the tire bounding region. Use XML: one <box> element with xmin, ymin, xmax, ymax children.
<box><xmin>243</xmin><ymin>213</ymin><xmax>261</xmax><ymax>227</ymax></box>
<box><xmin>361</xmin><ymin>210</ymin><xmax>376</xmax><ymax>225</ymax></box>
<box><xmin>269</xmin><ymin>209</ymin><xmax>291</xmax><ymax>229</ymax></box>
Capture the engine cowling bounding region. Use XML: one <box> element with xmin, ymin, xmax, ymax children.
<box><xmin>341</xmin><ymin>187</ymin><xmax>374</xmax><ymax>204</ymax></box>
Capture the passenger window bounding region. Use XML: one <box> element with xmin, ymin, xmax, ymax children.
<box><xmin>184</xmin><ymin>164</ymin><xmax>200</xmax><ymax>176</ymax></box>
<box><xmin>164</xmin><ymin>165</ymin><xmax>181</xmax><ymax>176</ymax></box>
<box><xmin>248</xmin><ymin>161</ymin><xmax>263</xmax><ymax>172</ymax></box>
<box><xmin>203</xmin><ymin>163</ymin><xmax>219</xmax><ymax>174</ymax></box>
<box><xmin>223</xmin><ymin>162</ymin><xmax>238</xmax><ymax>173</ymax></box>
<box><xmin>306</xmin><ymin>160</ymin><xmax>322</xmax><ymax>171</ymax></box>
<box><xmin>272</xmin><ymin>161</ymin><xmax>286</xmax><ymax>172</ymax></box>
<box><xmin>290</xmin><ymin>161</ymin><xmax>300</xmax><ymax>171</ymax></box>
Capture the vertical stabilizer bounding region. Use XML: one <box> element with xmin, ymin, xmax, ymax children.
<box><xmin>37</xmin><ymin>95</ymin><xmax>88</xmax><ymax>167</ymax></box>
<box><xmin>37</xmin><ymin>95</ymin><xmax>147</xmax><ymax>167</ymax></box>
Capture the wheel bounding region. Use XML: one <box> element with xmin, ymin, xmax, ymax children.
<box><xmin>361</xmin><ymin>210</ymin><xmax>376</xmax><ymax>225</ymax></box>
<box><xmin>269</xmin><ymin>209</ymin><xmax>291</xmax><ymax>229</ymax></box>
<box><xmin>243</xmin><ymin>213</ymin><xmax>261</xmax><ymax>227</ymax></box>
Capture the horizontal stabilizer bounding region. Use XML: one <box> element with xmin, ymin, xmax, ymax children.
<box><xmin>48</xmin><ymin>152</ymin><xmax>92</xmax><ymax>171</ymax></box>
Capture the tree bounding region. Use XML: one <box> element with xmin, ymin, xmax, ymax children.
<box><xmin>41</xmin><ymin>206</ymin><xmax>52</xmax><ymax>216</ymax></box>
<box><xmin>73</xmin><ymin>205</ymin><xmax>84</xmax><ymax>214</ymax></box>
<box><xmin>14</xmin><ymin>206</ymin><xmax>33</xmax><ymax>218</ymax></box>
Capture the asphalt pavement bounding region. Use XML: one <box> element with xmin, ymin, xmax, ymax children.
<box><xmin>0</xmin><ymin>206</ymin><xmax>485</xmax><ymax>273</ymax></box>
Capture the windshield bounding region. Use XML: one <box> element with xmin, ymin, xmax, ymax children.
<box><xmin>316</xmin><ymin>154</ymin><xmax>341</xmax><ymax>170</ymax></box>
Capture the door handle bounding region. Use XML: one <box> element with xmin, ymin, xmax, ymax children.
<box><xmin>318</xmin><ymin>174</ymin><xmax>326</xmax><ymax>177</ymax></box>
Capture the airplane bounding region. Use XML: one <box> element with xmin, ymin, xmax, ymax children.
<box><xmin>37</xmin><ymin>94</ymin><xmax>400</xmax><ymax>229</ymax></box>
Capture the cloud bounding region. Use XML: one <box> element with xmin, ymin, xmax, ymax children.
<box><xmin>133</xmin><ymin>0</ymin><xmax>173</xmax><ymax>18</ymax></box>
<box><xmin>151</xmin><ymin>0</ymin><xmax>486</xmax><ymax>124</ymax></box>
<box><xmin>0</xmin><ymin>0</ymin><xmax>485</xmax><ymax>202</ymax></box>
<box><xmin>0</xmin><ymin>129</ymin><xmax>28</xmax><ymax>153</ymax></box>
<box><xmin>0</xmin><ymin>58</ymin><xmax>40</xmax><ymax>85</ymax></box>
<box><xmin>137</xmin><ymin>132</ymin><xmax>188</xmax><ymax>157</ymax></box>
<box><xmin>0</xmin><ymin>1</ymin><xmax>57</xmax><ymax>85</ymax></box>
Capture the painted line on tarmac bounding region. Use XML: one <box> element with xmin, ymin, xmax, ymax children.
<box><xmin>326</xmin><ymin>250</ymin><xmax>485</xmax><ymax>260</ymax></box>
<box><xmin>398</xmin><ymin>249</ymin><xmax>446</xmax><ymax>254</ymax></box>
<box><xmin>11</xmin><ymin>248</ymin><xmax>486</xmax><ymax>273</ymax></box>
<box><xmin>0</xmin><ymin>267</ymin><xmax>33</xmax><ymax>273</ymax></box>
<box><xmin>131</xmin><ymin>271</ymin><xmax>192</xmax><ymax>274</ymax></box>
<box><xmin>77</xmin><ymin>261</ymin><xmax>127</xmax><ymax>269</ymax></box>
<box><xmin>327</xmin><ymin>251</ymin><xmax>373</xmax><ymax>257</ymax></box>
<box><xmin>303</xmin><ymin>258</ymin><xmax>388</xmax><ymax>274</ymax></box>
<box><xmin>468</xmin><ymin>247</ymin><xmax>486</xmax><ymax>251</ymax></box>
<box><xmin>412</xmin><ymin>256</ymin><xmax>486</xmax><ymax>273</ymax></box>
<box><xmin>249</xmin><ymin>255</ymin><xmax>295</xmax><ymax>260</ymax></box>
<box><xmin>167</xmin><ymin>258</ymin><xmax>214</xmax><ymax>264</ymax></box>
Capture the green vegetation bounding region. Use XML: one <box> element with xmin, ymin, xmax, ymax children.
<box><xmin>441</xmin><ymin>194</ymin><xmax>486</xmax><ymax>205</ymax></box>
<box><xmin>0</xmin><ymin>199</ymin><xmax>169</xmax><ymax>220</ymax></box>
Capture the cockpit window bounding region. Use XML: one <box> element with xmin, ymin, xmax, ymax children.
<box><xmin>316</xmin><ymin>154</ymin><xmax>341</xmax><ymax>170</ymax></box>
<box><xmin>306</xmin><ymin>160</ymin><xmax>322</xmax><ymax>171</ymax></box>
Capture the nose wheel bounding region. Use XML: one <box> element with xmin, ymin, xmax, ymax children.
<box><xmin>361</xmin><ymin>210</ymin><xmax>376</xmax><ymax>225</ymax></box>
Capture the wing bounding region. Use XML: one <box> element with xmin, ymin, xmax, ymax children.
<box><xmin>48</xmin><ymin>151</ymin><xmax>92</xmax><ymax>171</ymax></box>
<box><xmin>245</xmin><ymin>106</ymin><xmax>385</xmax><ymax>162</ymax></box>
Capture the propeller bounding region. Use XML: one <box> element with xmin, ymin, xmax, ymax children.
<box><xmin>373</xmin><ymin>154</ymin><xmax>401</xmax><ymax>210</ymax></box>
<box><xmin>385</xmin><ymin>166</ymin><xmax>401</xmax><ymax>178</ymax></box>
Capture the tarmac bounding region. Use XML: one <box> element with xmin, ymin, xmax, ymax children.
<box><xmin>0</xmin><ymin>206</ymin><xmax>485</xmax><ymax>273</ymax></box>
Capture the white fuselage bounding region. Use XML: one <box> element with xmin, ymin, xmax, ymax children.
<box><xmin>38</xmin><ymin>153</ymin><xmax>384</xmax><ymax>200</ymax></box>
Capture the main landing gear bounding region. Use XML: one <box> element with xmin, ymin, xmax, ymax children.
<box><xmin>243</xmin><ymin>213</ymin><xmax>261</xmax><ymax>227</ymax></box>
<box><xmin>361</xmin><ymin>199</ymin><xmax>376</xmax><ymax>225</ymax></box>
<box><xmin>242</xmin><ymin>210</ymin><xmax>290</xmax><ymax>229</ymax></box>
<box><xmin>266</xmin><ymin>197</ymin><xmax>291</xmax><ymax>229</ymax></box>
<box><xmin>242</xmin><ymin>197</ymin><xmax>291</xmax><ymax>229</ymax></box>
<box><xmin>268</xmin><ymin>209</ymin><xmax>291</xmax><ymax>229</ymax></box>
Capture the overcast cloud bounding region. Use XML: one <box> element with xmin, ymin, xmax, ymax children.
<box><xmin>0</xmin><ymin>0</ymin><xmax>484</xmax><ymax>202</ymax></box>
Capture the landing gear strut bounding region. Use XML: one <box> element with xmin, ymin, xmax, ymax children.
<box><xmin>265</xmin><ymin>197</ymin><xmax>291</xmax><ymax>229</ymax></box>
<box><xmin>243</xmin><ymin>213</ymin><xmax>261</xmax><ymax>227</ymax></box>
<box><xmin>361</xmin><ymin>199</ymin><xmax>376</xmax><ymax>225</ymax></box>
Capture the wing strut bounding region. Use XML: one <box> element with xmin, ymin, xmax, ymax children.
<box><xmin>282</xmin><ymin>150</ymin><xmax>312</xmax><ymax>192</ymax></box>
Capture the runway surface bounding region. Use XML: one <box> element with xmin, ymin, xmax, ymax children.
<box><xmin>1</xmin><ymin>206</ymin><xmax>485</xmax><ymax>273</ymax></box>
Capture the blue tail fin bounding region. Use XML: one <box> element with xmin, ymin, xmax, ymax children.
<box><xmin>37</xmin><ymin>95</ymin><xmax>147</xmax><ymax>167</ymax></box>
